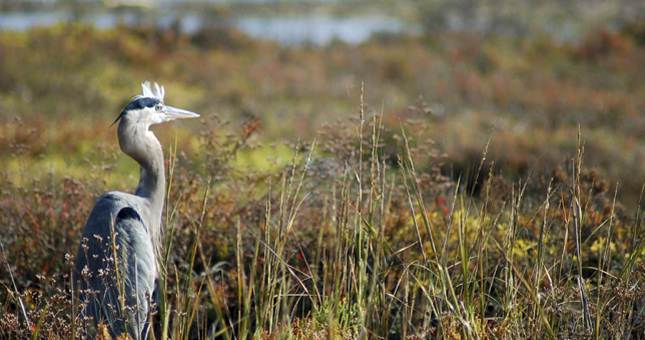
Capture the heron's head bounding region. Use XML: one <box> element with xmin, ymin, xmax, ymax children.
<box><xmin>113</xmin><ymin>81</ymin><xmax>199</xmax><ymax>128</ymax></box>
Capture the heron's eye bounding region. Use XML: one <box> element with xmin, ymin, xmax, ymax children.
<box><xmin>154</xmin><ymin>104</ymin><xmax>163</xmax><ymax>112</ymax></box>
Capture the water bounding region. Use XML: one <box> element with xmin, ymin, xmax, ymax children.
<box><xmin>0</xmin><ymin>11</ymin><xmax>68</xmax><ymax>31</ymax></box>
<box><xmin>235</xmin><ymin>15</ymin><xmax>406</xmax><ymax>46</ymax></box>
<box><xmin>0</xmin><ymin>10</ymin><xmax>411</xmax><ymax>46</ymax></box>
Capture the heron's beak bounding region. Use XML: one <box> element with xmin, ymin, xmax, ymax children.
<box><xmin>163</xmin><ymin>105</ymin><xmax>200</xmax><ymax>121</ymax></box>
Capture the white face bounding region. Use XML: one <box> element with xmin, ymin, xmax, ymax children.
<box><xmin>123</xmin><ymin>100</ymin><xmax>200</xmax><ymax>127</ymax></box>
<box><xmin>117</xmin><ymin>82</ymin><xmax>200</xmax><ymax>127</ymax></box>
<box><xmin>130</xmin><ymin>104</ymin><xmax>165</xmax><ymax>126</ymax></box>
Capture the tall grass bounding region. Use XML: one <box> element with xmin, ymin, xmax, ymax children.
<box><xmin>0</xmin><ymin>99</ymin><xmax>643</xmax><ymax>338</ymax></box>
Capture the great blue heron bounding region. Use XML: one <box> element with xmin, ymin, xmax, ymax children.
<box><xmin>75</xmin><ymin>82</ymin><xmax>199</xmax><ymax>338</ymax></box>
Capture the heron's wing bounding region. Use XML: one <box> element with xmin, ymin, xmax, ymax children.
<box><xmin>76</xmin><ymin>194</ymin><xmax>156</xmax><ymax>338</ymax></box>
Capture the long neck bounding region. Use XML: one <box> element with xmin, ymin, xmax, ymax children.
<box><xmin>134</xmin><ymin>136</ymin><xmax>166</xmax><ymax>212</ymax></box>
<box><xmin>118</xmin><ymin>121</ymin><xmax>166</xmax><ymax>244</ymax></box>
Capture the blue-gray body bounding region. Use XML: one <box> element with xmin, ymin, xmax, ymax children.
<box><xmin>76</xmin><ymin>192</ymin><xmax>156</xmax><ymax>337</ymax></box>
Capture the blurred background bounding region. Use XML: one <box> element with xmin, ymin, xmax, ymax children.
<box><xmin>0</xmin><ymin>0</ymin><xmax>643</xmax><ymax>203</ymax></box>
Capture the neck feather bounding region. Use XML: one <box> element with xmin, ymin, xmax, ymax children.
<box><xmin>134</xmin><ymin>132</ymin><xmax>166</xmax><ymax>207</ymax></box>
<box><xmin>118</xmin><ymin>122</ymin><xmax>166</xmax><ymax>247</ymax></box>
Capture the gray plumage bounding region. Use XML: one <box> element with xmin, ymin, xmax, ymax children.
<box><xmin>75</xmin><ymin>82</ymin><xmax>199</xmax><ymax>338</ymax></box>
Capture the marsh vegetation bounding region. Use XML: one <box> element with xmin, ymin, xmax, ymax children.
<box><xmin>0</xmin><ymin>4</ymin><xmax>643</xmax><ymax>338</ymax></box>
